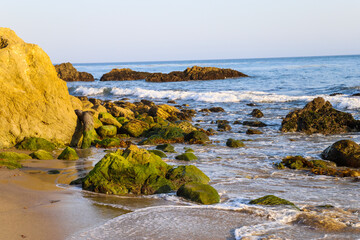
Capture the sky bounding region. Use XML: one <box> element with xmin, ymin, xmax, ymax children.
<box><xmin>1</xmin><ymin>0</ymin><xmax>360</xmax><ymax>63</ymax></box>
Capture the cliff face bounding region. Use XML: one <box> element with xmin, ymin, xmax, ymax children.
<box><xmin>0</xmin><ymin>28</ymin><xmax>77</xmax><ymax>148</ymax></box>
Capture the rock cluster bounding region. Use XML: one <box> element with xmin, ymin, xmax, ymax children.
<box><xmin>55</xmin><ymin>62</ymin><xmax>94</xmax><ymax>82</ymax></box>
<box><xmin>100</xmin><ymin>68</ymin><xmax>151</xmax><ymax>81</ymax></box>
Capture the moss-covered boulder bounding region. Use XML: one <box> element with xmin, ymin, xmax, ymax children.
<box><xmin>0</xmin><ymin>159</ymin><xmax>22</xmax><ymax>169</ymax></box>
<box><xmin>185</xmin><ymin>131</ymin><xmax>210</xmax><ymax>144</ymax></box>
<box><xmin>58</xmin><ymin>147</ymin><xmax>79</xmax><ymax>160</ymax></box>
<box><xmin>82</xmin><ymin>145</ymin><xmax>173</xmax><ymax>195</ymax></box>
<box><xmin>175</xmin><ymin>153</ymin><xmax>198</xmax><ymax>161</ymax></box>
<box><xmin>250</xmin><ymin>109</ymin><xmax>264</xmax><ymax>118</ymax></box>
<box><xmin>166</xmin><ymin>165</ymin><xmax>210</xmax><ymax>189</ymax></box>
<box><xmin>156</xmin><ymin>143</ymin><xmax>176</xmax><ymax>153</ymax></box>
<box><xmin>16</xmin><ymin>137</ymin><xmax>56</xmax><ymax>151</ymax></box>
<box><xmin>0</xmin><ymin>152</ymin><xmax>31</xmax><ymax>161</ymax></box>
<box><xmin>246</xmin><ymin>128</ymin><xmax>263</xmax><ymax>135</ymax></box>
<box><xmin>281</xmin><ymin>97</ymin><xmax>360</xmax><ymax>134</ymax></box>
<box><xmin>250</xmin><ymin>195</ymin><xmax>299</xmax><ymax>210</ymax></box>
<box><xmin>184</xmin><ymin>147</ymin><xmax>194</xmax><ymax>153</ymax></box>
<box><xmin>177</xmin><ymin>182</ymin><xmax>220</xmax><ymax>205</ymax></box>
<box><xmin>176</xmin><ymin>121</ymin><xmax>197</xmax><ymax>134</ymax></box>
<box><xmin>140</xmin><ymin>126</ymin><xmax>184</xmax><ymax>145</ymax></box>
<box><xmin>98</xmin><ymin>112</ymin><xmax>122</xmax><ymax>129</ymax></box>
<box><xmin>121</xmin><ymin>119</ymin><xmax>150</xmax><ymax>137</ymax></box>
<box><xmin>321</xmin><ymin>140</ymin><xmax>360</xmax><ymax>168</ymax></box>
<box><xmin>29</xmin><ymin>150</ymin><xmax>53</xmax><ymax>160</ymax></box>
<box><xmin>97</xmin><ymin>125</ymin><xmax>117</xmax><ymax>138</ymax></box>
<box><xmin>148</xmin><ymin>104</ymin><xmax>181</xmax><ymax>120</ymax></box>
<box><xmin>94</xmin><ymin>138</ymin><xmax>130</xmax><ymax>148</ymax></box>
<box><xmin>82</xmin><ymin>129</ymin><xmax>100</xmax><ymax>149</ymax></box>
<box><xmin>226</xmin><ymin>138</ymin><xmax>245</xmax><ymax>148</ymax></box>
<box><xmin>148</xmin><ymin>150</ymin><xmax>167</xmax><ymax>158</ymax></box>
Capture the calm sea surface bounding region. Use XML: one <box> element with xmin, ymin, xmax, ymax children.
<box><xmin>67</xmin><ymin>55</ymin><xmax>360</xmax><ymax>240</ymax></box>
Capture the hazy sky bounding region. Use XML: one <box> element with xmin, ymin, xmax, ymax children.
<box><xmin>1</xmin><ymin>0</ymin><xmax>360</xmax><ymax>63</ymax></box>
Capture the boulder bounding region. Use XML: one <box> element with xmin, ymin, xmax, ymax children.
<box><xmin>281</xmin><ymin>97</ymin><xmax>360</xmax><ymax>134</ymax></box>
<box><xmin>29</xmin><ymin>150</ymin><xmax>53</xmax><ymax>160</ymax></box>
<box><xmin>246</xmin><ymin>128</ymin><xmax>263</xmax><ymax>135</ymax></box>
<box><xmin>321</xmin><ymin>140</ymin><xmax>360</xmax><ymax>168</ymax></box>
<box><xmin>184</xmin><ymin>131</ymin><xmax>210</xmax><ymax>144</ymax></box>
<box><xmin>250</xmin><ymin>109</ymin><xmax>264</xmax><ymax>118</ymax></box>
<box><xmin>166</xmin><ymin>165</ymin><xmax>210</xmax><ymax>189</ymax></box>
<box><xmin>243</xmin><ymin>121</ymin><xmax>267</xmax><ymax>127</ymax></box>
<box><xmin>97</xmin><ymin>125</ymin><xmax>117</xmax><ymax>138</ymax></box>
<box><xmin>94</xmin><ymin>138</ymin><xmax>131</xmax><ymax>148</ymax></box>
<box><xmin>250</xmin><ymin>195</ymin><xmax>299</xmax><ymax>210</ymax></box>
<box><xmin>176</xmin><ymin>182</ymin><xmax>220</xmax><ymax>205</ymax></box>
<box><xmin>0</xmin><ymin>28</ymin><xmax>77</xmax><ymax>148</ymax></box>
<box><xmin>54</xmin><ymin>62</ymin><xmax>94</xmax><ymax>82</ymax></box>
<box><xmin>146</xmin><ymin>66</ymin><xmax>248</xmax><ymax>82</ymax></box>
<box><xmin>0</xmin><ymin>152</ymin><xmax>31</xmax><ymax>160</ymax></box>
<box><xmin>217</xmin><ymin>123</ymin><xmax>231</xmax><ymax>131</ymax></box>
<box><xmin>209</xmin><ymin>107</ymin><xmax>225</xmax><ymax>113</ymax></box>
<box><xmin>139</xmin><ymin>126</ymin><xmax>184</xmax><ymax>145</ymax></box>
<box><xmin>16</xmin><ymin>137</ymin><xmax>56</xmax><ymax>151</ymax></box>
<box><xmin>0</xmin><ymin>159</ymin><xmax>22</xmax><ymax>169</ymax></box>
<box><xmin>148</xmin><ymin>104</ymin><xmax>181</xmax><ymax>121</ymax></box>
<box><xmin>98</xmin><ymin>112</ymin><xmax>122</xmax><ymax>129</ymax></box>
<box><xmin>148</xmin><ymin>150</ymin><xmax>167</xmax><ymax>158</ymax></box>
<box><xmin>58</xmin><ymin>147</ymin><xmax>79</xmax><ymax>160</ymax></box>
<box><xmin>156</xmin><ymin>143</ymin><xmax>176</xmax><ymax>153</ymax></box>
<box><xmin>100</xmin><ymin>68</ymin><xmax>151</xmax><ymax>81</ymax></box>
<box><xmin>121</xmin><ymin>120</ymin><xmax>149</xmax><ymax>137</ymax></box>
<box><xmin>226</xmin><ymin>138</ymin><xmax>245</xmax><ymax>148</ymax></box>
<box><xmin>175</xmin><ymin>153</ymin><xmax>198</xmax><ymax>161</ymax></box>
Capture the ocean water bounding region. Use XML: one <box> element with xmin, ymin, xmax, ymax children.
<box><xmin>67</xmin><ymin>55</ymin><xmax>360</xmax><ymax>240</ymax></box>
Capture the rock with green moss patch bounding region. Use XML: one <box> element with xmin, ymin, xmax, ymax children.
<box><xmin>175</xmin><ymin>152</ymin><xmax>198</xmax><ymax>161</ymax></box>
<box><xmin>0</xmin><ymin>159</ymin><xmax>22</xmax><ymax>169</ymax></box>
<box><xmin>82</xmin><ymin>145</ymin><xmax>173</xmax><ymax>195</ymax></box>
<box><xmin>184</xmin><ymin>147</ymin><xmax>194</xmax><ymax>153</ymax></box>
<box><xmin>246</xmin><ymin>128</ymin><xmax>263</xmax><ymax>135</ymax></box>
<box><xmin>140</xmin><ymin>126</ymin><xmax>184</xmax><ymax>145</ymax></box>
<box><xmin>16</xmin><ymin>137</ymin><xmax>56</xmax><ymax>151</ymax></box>
<box><xmin>156</xmin><ymin>143</ymin><xmax>176</xmax><ymax>153</ymax></box>
<box><xmin>94</xmin><ymin>138</ymin><xmax>129</xmax><ymax>148</ymax></box>
<box><xmin>82</xmin><ymin>129</ymin><xmax>100</xmax><ymax>149</ymax></box>
<box><xmin>321</xmin><ymin>140</ymin><xmax>360</xmax><ymax>168</ymax></box>
<box><xmin>121</xmin><ymin>119</ymin><xmax>150</xmax><ymax>137</ymax></box>
<box><xmin>93</xmin><ymin>117</ymin><xmax>103</xmax><ymax>129</ymax></box>
<box><xmin>97</xmin><ymin>125</ymin><xmax>117</xmax><ymax>138</ymax></box>
<box><xmin>58</xmin><ymin>147</ymin><xmax>79</xmax><ymax>160</ymax></box>
<box><xmin>98</xmin><ymin>112</ymin><xmax>122</xmax><ymax>129</ymax></box>
<box><xmin>30</xmin><ymin>150</ymin><xmax>53</xmax><ymax>160</ymax></box>
<box><xmin>166</xmin><ymin>165</ymin><xmax>210</xmax><ymax>189</ymax></box>
<box><xmin>176</xmin><ymin>121</ymin><xmax>197</xmax><ymax>134</ymax></box>
<box><xmin>249</xmin><ymin>195</ymin><xmax>299</xmax><ymax>210</ymax></box>
<box><xmin>0</xmin><ymin>152</ymin><xmax>31</xmax><ymax>160</ymax></box>
<box><xmin>226</xmin><ymin>138</ymin><xmax>245</xmax><ymax>148</ymax></box>
<box><xmin>148</xmin><ymin>150</ymin><xmax>167</xmax><ymax>158</ymax></box>
<box><xmin>177</xmin><ymin>182</ymin><xmax>220</xmax><ymax>205</ymax></box>
<box><xmin>184</xmin><ymin>131</ymin><xmax>210</xmax><ymax>144</ymax></box>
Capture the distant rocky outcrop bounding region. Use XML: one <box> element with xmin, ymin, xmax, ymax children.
<box><xmin>0</xmin><ymin>28</ymin><xmax>77</xmax><ymax>148</ymax></box>
<box><xmin>281</xmin><ymin>97</ymin><xmax>360</xmax><ymax>134</ymax></box>
<box><xmin>146</xmin><ymin>66</ymin><xmax>248</xmax><ymax>82</ymax></box>
<box><xmin>100</xmin><ymin>68</ymin><xmax>151</xmax><ymax>81</ymax></box>
<box><xmin>55</xmin><ymin>62</ymin><xmax>94</xmax><ymax>82</ymax></box>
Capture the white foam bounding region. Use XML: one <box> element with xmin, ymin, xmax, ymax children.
<box><xmin>73</xmin><ymin>86</ymin><xmax>108</xmax><ymax>95</ymax></box>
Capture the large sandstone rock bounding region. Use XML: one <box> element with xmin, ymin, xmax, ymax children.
<box><xmin>146</xmin><ymin>66</ymin><xmax>248</xmax><ymax>82</ymax></box>
<box><xmin>0</xmin><ymin>28</ymin><xmax>77</xmax><ymax>148</ymax></box>
<box><xmin>54</xmin><ymin>62</ymin><xmax>94</xmax><ymax>82</ymax></box>
<box><xmin>281</xmin><ymin>97</ymin><xmax>360</xmax><ymax>134</ymax></box>
<box><xmin>100</xmin><ymin>68</ymin><xmax>151</xmax><ymax>81</ymax></box>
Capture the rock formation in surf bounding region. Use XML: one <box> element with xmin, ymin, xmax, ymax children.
<box><xmin>55</xmin><ymin>62</ymin><xmax>94</xmax><ymax>82</ymax></box>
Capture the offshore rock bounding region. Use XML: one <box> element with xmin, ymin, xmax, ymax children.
<box><xmin>321</xmin><ymin>140</ymin><xmax>360</xmax><ymax>168</ymax></box>
<box><xmin>281</xmin><ymin>97</ymin><xmax>360</xmax><ymax>134</ymax></box>
<box><xmin>54</xmin><ymin>62</ymin><xmax>94</xmax><ymax>82</ymax></box>
<box><xmin>146</xmin><ymin>66</ymin><xmax>248</xmax><ymax>82</ymax></box>
<box><xmin>100</xmin><ymin>68</ymin><xmax>151</xmax><ymax>81</ymax></box>
<box><xmin>0</xmin><ymin>28</ymin><xmax>77</xmax><ymax>148</ymax></box>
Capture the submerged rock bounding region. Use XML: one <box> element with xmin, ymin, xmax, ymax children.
<box><xmin>0</xmin><ymin>152</ymin><xmax>31</xmax><ymax>161</ymax></box>
<box><xmin>0</xmin><ymin>28</ymin><xmax>77</xmax><ymax>148</ymax></box>
<box><xmin>250</xmin><ymin>109</ymin><xmax>264</xmax><ymax>118</ymax></box>
<box><xmin>0</xmin><ymin>159</ymin><xmax>22</xmax><ymax>169</ymax></box>
<box><xmin>100</xmin><ymin>68</ymin><xmax>151</xmax><ymax>81</ymax></box>
<box><xmin>246</xmin><ymin>128</ymin><xmax>263</xmax><ymax>135</ymax></box>
<box><xmin>226</xmin><ymin>138</ymin><xmax>245</xmax><ymax>148</ymax></box>
<box><xmin>54</xmin><ymin>62</ymin><xmax>94</xmax><ymax>82</ymax></box>
<box><xmin>250</xmin><ymin>195</ymin><xmax>299</xmax><ymax>210</ymax></box>
<box><xmin>16</xmin><ymin>137</ymin><xmax>56</xmax><ymax>152</ymax></box>
<box><xmin>156</xmin><ymin>143</ymin><xmax>176</xmax><ymax>153</ymax></box>
<box><xmin>175</xmin><ymin>152</ymin><xmax>198</xmax><ymax>161</ymax></box>
<box><xmin>281</xmin><ymin>97</ymin><xmax>360</xmax><ymax>134</ymax></box>
<box><xmin>243</xmin><ymin>121</ymin><xmax>267</xmax><ymax>127</ymax></box>
<box><xmin>58</xmin><ymin>147</ymin><xmax>79</xmax><ymax>160</ymax></box>
<box><xmin>30</xmin><ymin>150</ymin><xmax>53</xmax><ymax>160</ymax></box>
<box><xmin>177</xmin><ymin>182</ymin><xmax>220</xmax><ymax>205</ymax></box>
<box><xmin>146</xmin><ymin>66</ymin><xmax>248</xmax><ymax>82</ymax></box>
<box><xmin>166</xmin><ymin>165</ymin><xmax>210</xmax><ymax>189</ymax></box>
<box><xmin>184</xmin><ymin>131</ymin><xmax>210</xmax><ymax>144</ymax></box>
<box><xmin>321</xmin><ymin>140</ymin><xmax>360</xmax><ymax>168</ymax></box>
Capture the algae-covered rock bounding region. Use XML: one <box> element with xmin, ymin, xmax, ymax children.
<box><xmin>97</xmin><ymin>125</ymin><xmax>117</xmax><ymax>138</ymax></box>
<box><xmin>321</xmin><ymin>140</ymin><xmax>360</xmax><ymax>168</ymax></box>
<box><xmin>156</xmin><ymin>143</ymin><xmax>176</xmax><ymax>153</ymax></box>
<box><xmin>250</xmin><ymin>109</ymin><xmax>264</xmax><ymax>118</ymax></box>
<box><xmin>246</xmin><ymin>128</ymin><xmax>263</xmax><ymax>135</ymax></box>
<box><xmin>16</xmin><ymin>137</ymin><xmax>56</xmax><ymax>151</ymax></box>
<box><xmin>175</xmin><ymin>153</ymin><xmax>198</xmax><ymax>161</ymax></box>
<box><xmin>176</xmin><ymin>121</ymin><xmax>197</xmax><ymax>134</ymax></box>
<box><xmin>30</xmin><ymin>150</ymin><xmax>53</xmax><ymax>160</ymax></box>
<box><xmin>98</xmin><ymin>112</ymin><xmax>122</xmax><ymax>129</ymax></box>
<box><xmin>184</xmin><ymin>147</ymin><xmax>194</xmax><ymax>153</ymax></box>
<box><xmin>166</xmin><ymin>165</ymin><xmax>210</xmax><ymax>189</ymax></box>
<box><xmin>226</xmin><ymin>138</ymin><xmax>245</xmax><ymax>148</ymax></box>
<box><xmin>121</xmin><ymin>119</ymin><xmax>149</xmax><ymax>137</ymax></box>
<box><xmin>250</xmin><ymin>195</ymin><xmax>299</xmax><ymax>210</ymax></box>
<box><xmin>185</xmin><ymin>131</ymin><xmax>210</xmax><ymax>144</ymax></box>
<box><xmin>140</xmin><ymin>126</ymin><xmax>184</xmax><ymax>145</ymax></box>
<box><xmin>281</xmin><ymin>156</ymin><xmax>312</xmax><ymax>169</ymax></box>
<box><xmin>243</xmin><ymin>121</ymin><xmax>267</xmax><ymax>127</ymax></box>
<box><xmin>148</xmin><ymin>150</ymin><xmax>167</xmax><ymax>158</ymax></box>
<box><xmin>148</xmin><ymin>104</ymin><xmax>181</xmax><ymax>120</ymax></box>
<box><xmin>0</xmin><ymin>159</ymin><xmax>22</xmax><ymax>169</ymax></box>
<box><xmin>177</xmin><ymin>182</ymin><xmax>220</xmax><ymax>205</ymax></box>
<box><xmin>94</xmin><ymin>138</ymin><xmax>130</xmax><ymax>148</ymax></box>
<box><xmin>82</xmin><ymin>145</ymin><xmax>173</xmax><ymax>195</ymax></box>
<box><xmin>281</xmin><ymin>97</ymin><xmax>360</xmax><ymax>134</ymax></box>
<box><xmin>0</xmin><ymin>28</ymin><xmax>77</xmax><ymax>148</ymax></box>
<box><xmin>58</xmin><ymin>147</ymin><xmax>79</xmax><ymax>160</ymax></box>
<box><xmin>0</xmin><ymin>152</ymin><xmax>31</xmax><ymax>160</ymax></box>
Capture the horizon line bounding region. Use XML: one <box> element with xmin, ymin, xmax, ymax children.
<box><xmin>62</xmin><ymin>53</ymin><xmax>360</xmax><ymax>66</ymax></box>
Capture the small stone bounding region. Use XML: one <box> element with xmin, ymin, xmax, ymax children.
<box><xmin>226</xmin><ymin>138</ymin><xmax>245</xmax><ymax>148</ymax></box>
<box><xmin>58</xmin><ymin>147</ymin><xmax>79</xmax><ymax>160</ymax></box>
<box><xmin>175</xmin><ymin>153</ymin><xmax>198</xmax><ymax>161</ymax></box>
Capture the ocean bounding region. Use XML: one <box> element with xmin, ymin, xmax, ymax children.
<box><xmin>67</xmin><ymin>55</ymin><xmax>360</xmax><ymax>239</ymax></box>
